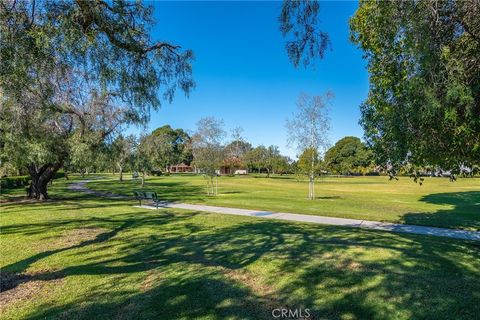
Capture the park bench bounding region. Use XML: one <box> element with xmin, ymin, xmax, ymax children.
<box><xmin>133</xmin><ymin>190</ymin><xmax>162</xmax><ymax>209</ymax></box>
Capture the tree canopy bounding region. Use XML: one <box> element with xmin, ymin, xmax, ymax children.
<box><xmin>350</xmin><ymin>0</ymin><xmax>480</xmax><ymax>177</ymax></box>
<box><xmin>324</xmin><ymin>137</ymin><xmax>373</xmax><ymax>175</ymax></box>
<box><xmin>0</xmin><ymin>0</ymin><xmax>194</xmax><ymax>198</ymax></box>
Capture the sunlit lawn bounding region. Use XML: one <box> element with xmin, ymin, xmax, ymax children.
<box><xmin>1</xmin><ymin>177</ymin><xmax>479</xmax><ymax>319</ymax></box>
<box><xmin>87</xmin><ymin>174</ymin><xmax>480</xmax><ymax>230</ymax></box>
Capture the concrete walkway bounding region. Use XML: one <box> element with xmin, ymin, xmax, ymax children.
<box><xmin>70</xmin><ymin>180</ymin><xmax>480</xmax><ymax>242</ymax></box>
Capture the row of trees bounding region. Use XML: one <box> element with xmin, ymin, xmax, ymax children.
<box><xmin>55</xmin><ymin>117</ymin><xmax>375</xmax><ymax>184</ymax></box>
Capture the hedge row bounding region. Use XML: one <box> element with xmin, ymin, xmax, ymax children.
<box><xmin>1</xmin><ymin>172</ymin><xmax>64</xmax><ymax>189</ymax></box>
<box><xmin>1</xmin><ymin>176</ymin><xmax>30</xmax><ymax>189</ymax></box>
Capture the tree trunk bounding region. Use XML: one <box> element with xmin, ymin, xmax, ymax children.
<box><xmin>27</xmin><ymin>163</ymin><xmax>62</xmax><ymax>200</ymax></box>
<box><xmin>119</xmin><ymin>166</ymin><xmax>123</xmax><ymax>182</ymax></box>
<box><xmin>310</xmin><ymin>147</ymin><xmax>316</xmax><ymax>200</ymax></box>
<box><xmin>141</xmin><ymin>171</ymin><xmax>145</xmax><ymax>187</ymax></box>
<box><xmin>308</xmin><ymin>174</ymin><xmax>315</xmax><ymax>200</ymax></box>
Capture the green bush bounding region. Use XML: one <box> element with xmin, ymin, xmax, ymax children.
<box><xmin>1</xmin><ymin>176</ymin><xmax>30</xmax><ymax>189</ymax></box>
<box><xmin>53</xmin><ymin>171</ymin><xmax>65</xmax><ymax>180</ymax></box>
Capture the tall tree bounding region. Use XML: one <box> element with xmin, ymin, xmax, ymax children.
<box><xmin>245</xmin><ymin>146</ymin><xmax>265</xmax><ymax>174</ymax></box>
<box><xmin>192</xmin><ymin>117</ymin><xmax>226</xmax><ymax>196</ymax></box>
<box><xmin>0</xmin><ymin>0</ymin><xmax>194</xmax><ymax>199</ymax></box>
<box><xmin>286</xmin><ymin>92</ymin><xmax>332</xmax><ymax>199</ymax></box>
<box><xmin>324</xmin><ymin>136</ymin><xmax>373</xmax><ymax>175</ymax></box>
<box><xmin>135</xmin><ymin>134</ymin><xmax>154</xmax><ymax>187</ymax></box>
<box><xmin>150</xmin><ymin>125</ymin><xmax>193</xmax><ymax>168</ymax></box>
<box><xmin>111</xmin><ymin>135</ymin><xmax>136</xmax><ymax>182</ymax></box>
<box><xmin>139</xmin><ymin>131</ymin><xmax>175</xmax><ymax>173</ymax></box>
<box><xmin>264</xmin><ymin>145</ymin><xmax>282</xmax><ymax>178</ymax></box>
<box><xmin>350</xmin><ymin>0</ymin><xmax>480</xmax><ymax>178</ymax></box>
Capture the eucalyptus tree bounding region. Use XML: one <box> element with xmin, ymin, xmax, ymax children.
<box><xmin>135</xmin><ymin>134</ymin><xmax>154</xmax><ymax>188</ymax></box>
<box><xmin>350</xmin><ymin>0</ymin><xmax>480</xmax><ymax>179</ymax></box>
<box><xmin>279</xmin><ymin>0</ymin><xmax>330</xmax><ymax>67</ymax></box>
<box><xmin>111</xmin><ymin>135</ymin><xmax>136</xmax><ymax>182</ymax></box>
<box><xmin>192</xmin><ymin>117</ymin><xmax>226</xmax><ymax>196</ymax></box>
<box><xmin>245</xmin><ymin>146</ymin><xmax>266</xmax><ymax>174</ymax></box>
<box><xmin>286</xmin><ymin>92</ymin><xmax>332</xmax><ymax>199</ymax></box>
<box><xmin>264</xmin><ymin>145</ymin><xmax>283</xmax><ymax>178</ymax></box>
<box><xmin>0</xmin><ymin>0</ymin><xmax>194</xmax><ymax>199</ymax></box>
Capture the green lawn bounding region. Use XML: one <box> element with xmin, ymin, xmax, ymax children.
<box><xmin>1</xmin><ymin>177</ymin><xmax>479</xmax><ymax>319</ymax></box>
<box><xmin>86</xmin><ymin>174</ymin><xmax>480</xmax><ymax>230</ymax></box>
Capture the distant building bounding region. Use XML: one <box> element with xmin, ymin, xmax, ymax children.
<box><xmin>169</xmin><ymin>163</ymin><xmax>193</xmax><ymax>173</ymax></box>
<box><xmin>216</xmin><ymin>166</ymin><xmax>248</xmax><ymax>175</ymax></box>
<box><xmin>216</xmin><ymin>156</ymin><xmax>248</xmax><ymax>175</ymax></box>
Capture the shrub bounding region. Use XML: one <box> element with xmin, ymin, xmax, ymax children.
<box><xmin>1</xmin><ymin>176</ymin><xmax>30</xmax><ymax>189</ymax></box>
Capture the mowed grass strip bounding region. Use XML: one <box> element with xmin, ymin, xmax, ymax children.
<box><xmin>1</xmin><ymin>178</ymin><xmax>479</xmax><ymax>319</ymax></box>
<box><xmin>87</xmin><ymin>174</ymin><xmax>480</xmax><ymax>230</ymax></box>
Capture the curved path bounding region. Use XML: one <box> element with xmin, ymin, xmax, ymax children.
<box><xmin>69</xmin><ymin>179</ymin><xmax>480</xmax><ymax>242</ymax></box>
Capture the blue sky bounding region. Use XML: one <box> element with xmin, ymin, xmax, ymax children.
<box><xmin>137</xmin><ymin>1</ymin><xmax>368</xmax><ymax>158</ymax></box>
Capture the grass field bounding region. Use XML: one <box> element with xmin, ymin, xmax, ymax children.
<box><xmin>1</xmin><ymin>176</ymin><xmax>479</xmax><ymax>319</ymax></box>
<box><xmin>86</xmin><ymin>174</ymin><xmax>480</xmax><ymax>230</ymax></box>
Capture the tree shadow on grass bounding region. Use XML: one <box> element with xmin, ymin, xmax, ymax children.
<box><xmin>3</xmin><ymin>208</ymin><xmax>479</xmax><ymax>319</ymax></box>
<box><xmin>402</xmin><ymin>191</ymin><xmax>480</xmax><ymax>230</ymax></box>
<box><xmin>86</xmin><ymin>179</ymin><xmax>206</xmax><ymax>202</ymax></box>
<box><xmin>315</xmin><ymin>195</ymin><xmax>342</xmax><ymax>200</ymax></box>
<box><xmin>26</xmin><ymin>272</ymin><xmax>278</xmax><ymax>320</ymax></box>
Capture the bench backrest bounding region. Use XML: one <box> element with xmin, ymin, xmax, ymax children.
<box><xmin>143</xmin><ymin>191</ymin><xmax>158</xmax><ymax>200</ymax></box>
<box><xmin>133</xmin><ymin>190</ymin><xmax>158</xmax><ymax>200</ymax></box>
<box><xmin>133</xmin><ymin>191</ymin><xmax>144</xmax><ymax>198</ymax></box>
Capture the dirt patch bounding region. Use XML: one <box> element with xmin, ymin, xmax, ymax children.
<box><xmin>0</xmin><ymin>269</ymin><xmax>64</xmax><ymax>312</ymax></box>
<box><xmin>59</xmin><ymin>227</ymin><xmax>106</xmax><ymax>247</ymax></box>
<box><xmin>221</xmin><ymin>268</ymin><xmax>309</xmax><ymax>319</ymax></box>
<box><xmin>39</xmin><ymin>227</ymin><xmax>107</xmax><ymax>251</ymax></box>
<box><xmin>140</xmin><ymin>269</ymin><xmax>163</xmax><ymax>292</ymax></box>
<box><xmin>337</xmin><ymin>258</ymin><xmax>363</xmax><ymax>271</ymax></box>
<box><xmin>1</xmin><ymin>227</ymin><xmax>106</xmax><ymax>312</ymax></box>
<box><xmin>223</xmin><ymin>268</ymin><xmax>276</xmax><ymax>298</ymax></box>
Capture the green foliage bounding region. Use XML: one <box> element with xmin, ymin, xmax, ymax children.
<box><xmin>297</xmin><ymin>148</ymin><xmax>323</xmax><ymax>176</ymax></box>
<box><xmin>245</xmin><ymin>145</ymin><xmax>285</xmax><ymax>176</ymax></box>
<box><xmin>149</xmin><ymin>125</ymin><xmax>193</xmax><ymax>167</ymax></box>
<box><xmin>324</xmin><ymin>137</ymin><xmax>373</xmax><ymax>175</ymax></box>
<box><xmin>350</xmin><ymin>1</ymin><xmax>480</xmax><ymax>175</ymax></box>
<box><xmin>0</xmin><ymin>0</ymin><xmax>194</xmax><ymax>197</ymax></box>
<box><xmin>0</xmin><ymin>176</ymin><xmax>30</xmax><ymax>189</ymax></box>
<box><xmin>279</xmin><ymin>0</ymin><xmax>330</xmax><ymax>67</ymax></box>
